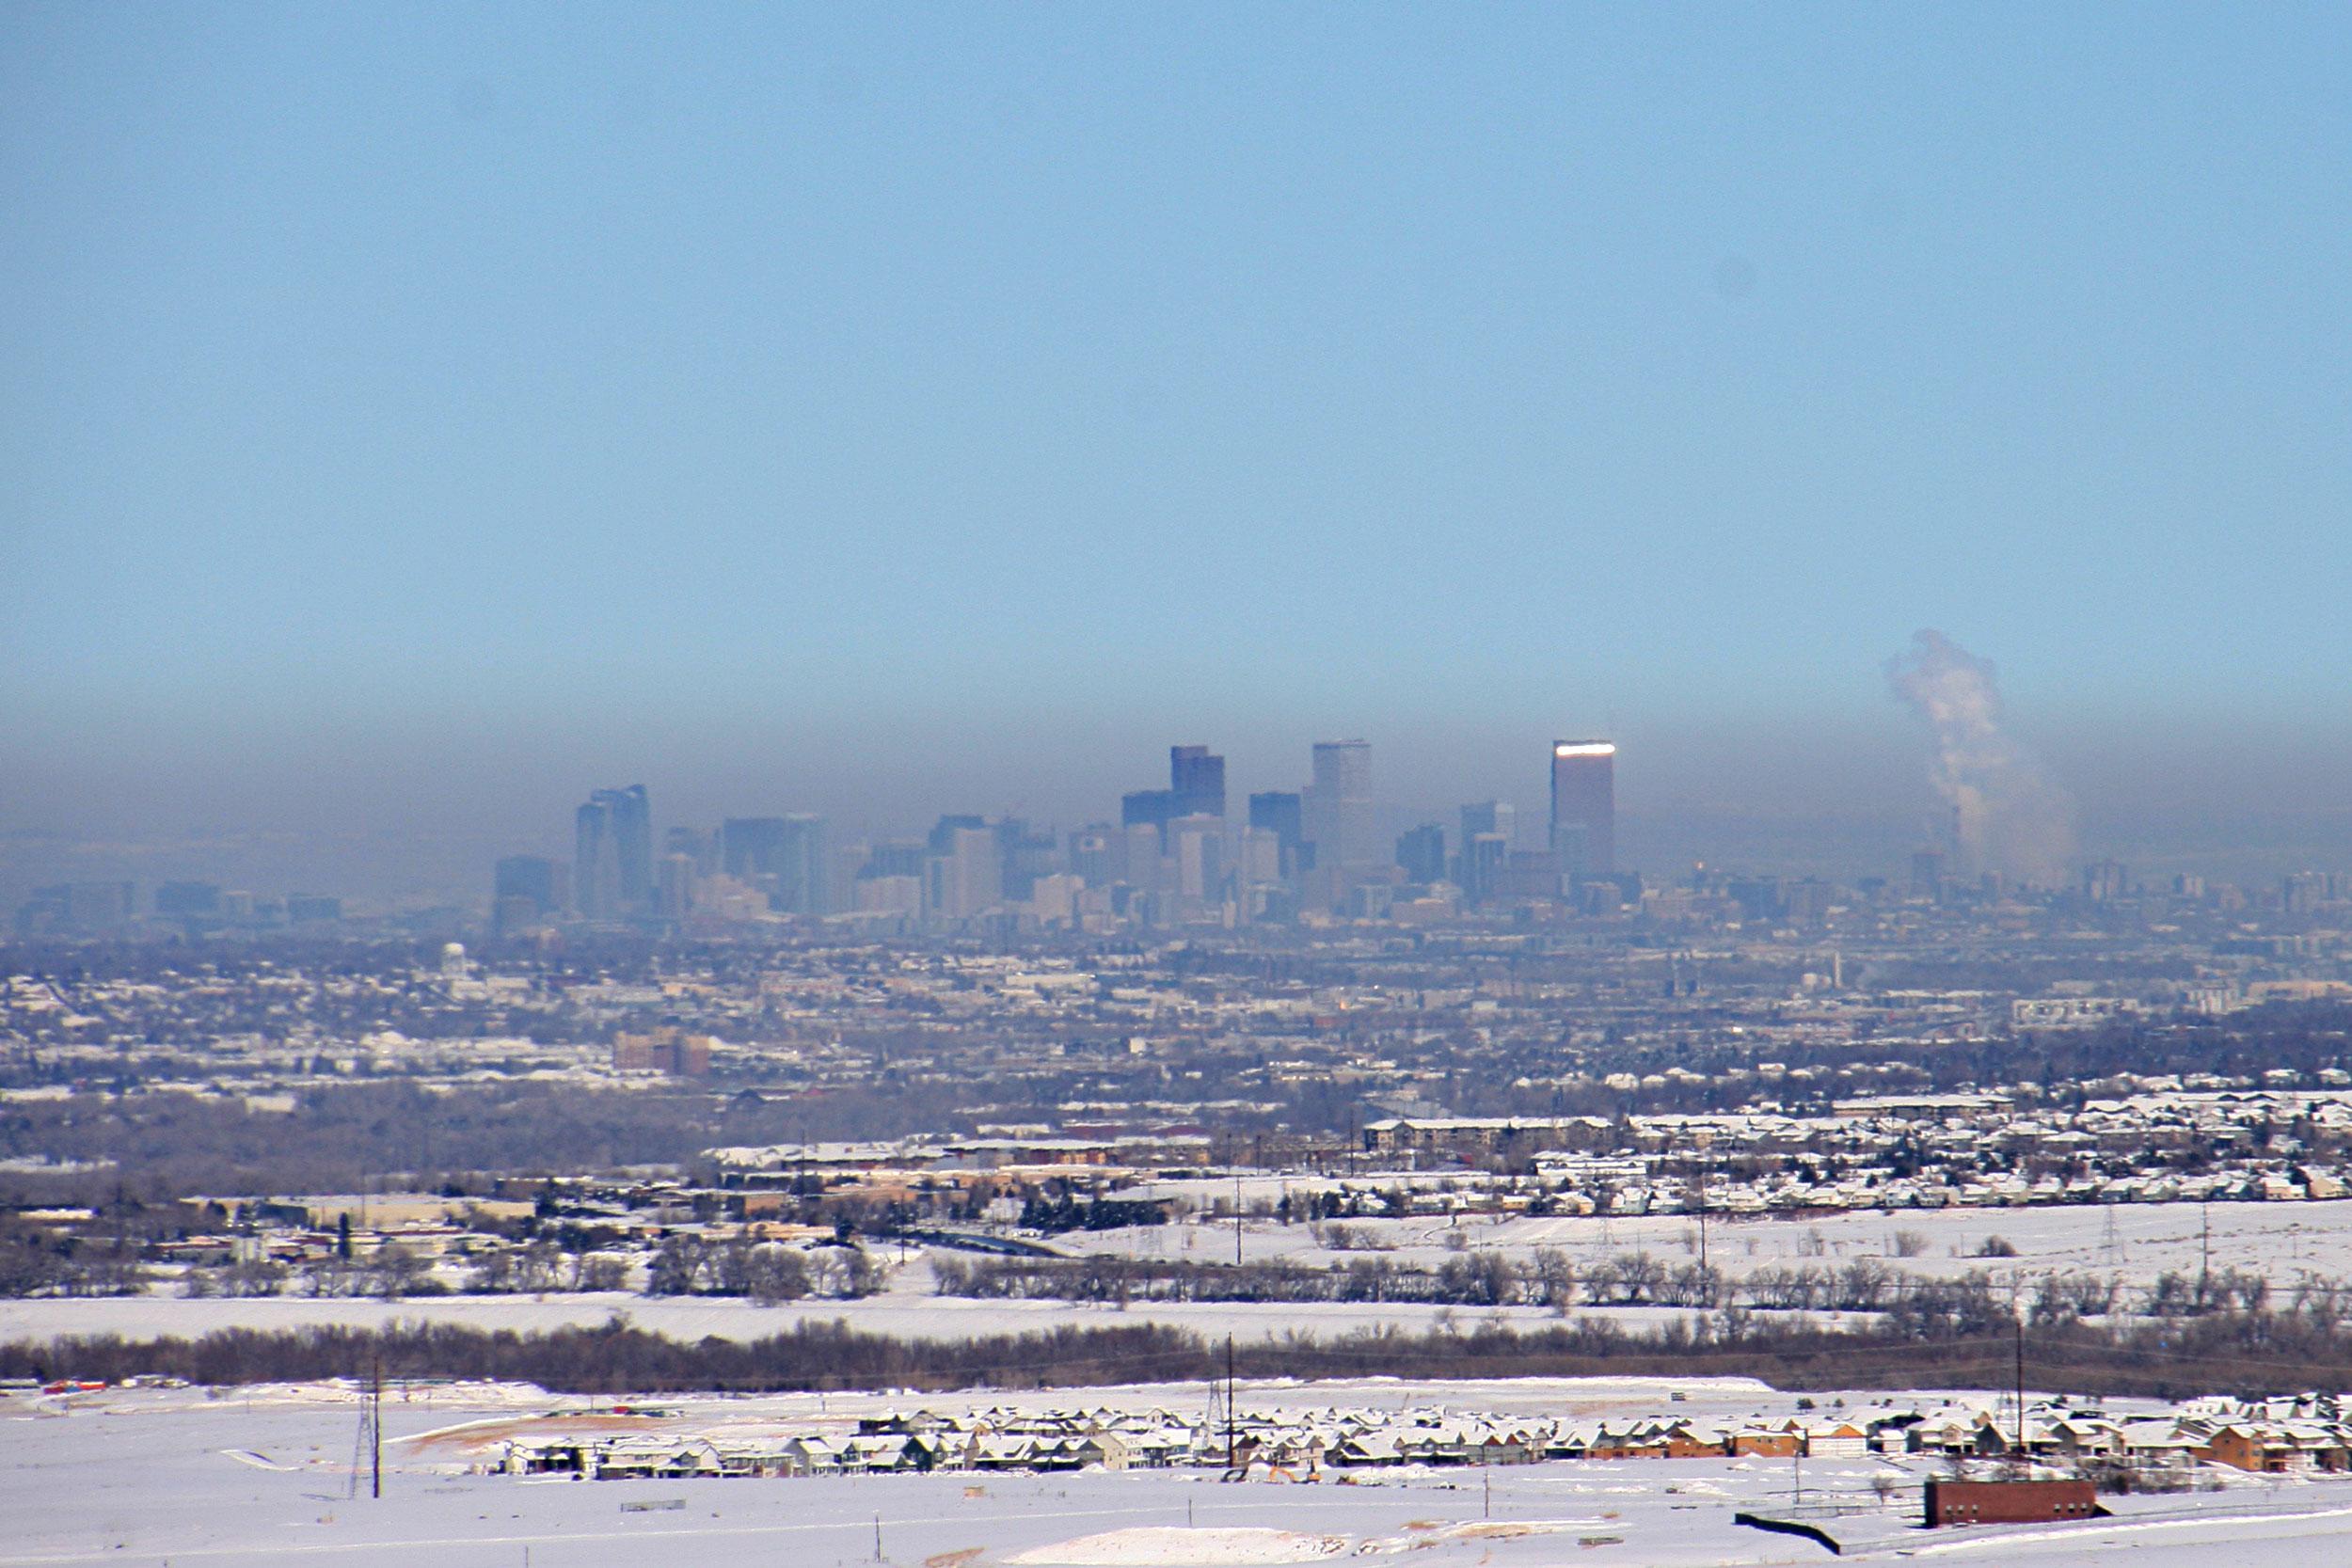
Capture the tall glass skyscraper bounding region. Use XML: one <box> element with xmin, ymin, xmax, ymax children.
<box><xmin>575</xmin><ymin>784</ymin><xmax>652</xmax><ymax>918</ymax></box>
<box><xmin>721</xmin><ymin>814</ymin><xmax>832</xmax><ymax>914</ymax></box>
<box><xmin>1168</xmin><ymin>745</ymin><xmax>1226</xmax><ymax>820</ymax></box>
<box><xmin>1305</xmin><ymin>739</ymin><xmax>1375</xmax><ymax>869</ymax></box>
<box><xmin>1549</xmin><ymin>741</ymin><xmax>1615</xmax><ymax>877</ymax></box>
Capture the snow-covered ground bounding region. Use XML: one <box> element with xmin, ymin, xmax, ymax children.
<box><xmin>5</xmin><ymin>1197</ymin><xmax>2333</xmax><ymax>1354</ymax></box>
<box><xmin>0</xmin><ymin>1284</ymin><xmax>1641</xmax><ymax>1346</ymax></box>
<box><xmin>1079</xmin><ymin>1196</ymin><xmax>2352</xmax><ymax>1287</ymax></box>
<box><xmin>7</xmin><ymin>1376</ymin><xmax>2352</xmax><ymax>1566</ymax></box>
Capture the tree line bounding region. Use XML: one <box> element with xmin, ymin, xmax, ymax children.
<box><xmin>14</xmin><ymin>1306</ymin><xmax>2352</xmax><ymax>1401</ymax></box>
<box><xmin>930</xmin><ymin>1249</ymin><xmax>2319</xmax><ymax>1328</ymax></box>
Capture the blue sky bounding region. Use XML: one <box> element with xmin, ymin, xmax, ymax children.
<box><xmin>5</xmin><ymin>4</ymin><xmax>2349</xmax><ymax>854</ymax></box>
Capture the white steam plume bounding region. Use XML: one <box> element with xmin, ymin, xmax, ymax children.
<box><xmin>1884</xmin><ymin>629</ymin><xmax>2075</xmax><ymax>886</ymax></box>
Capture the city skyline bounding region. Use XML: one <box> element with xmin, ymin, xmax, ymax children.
<box><xmin>8</xmin><ymin>8</ymin><xmax>2352</xmax><ymax>869</ymax></box>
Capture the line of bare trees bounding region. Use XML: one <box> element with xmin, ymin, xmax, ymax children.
<box><xmin>19</xmin><ymin>1302</ymin><xmax>2352</xmax><ymax>1399</ymax></box>
<box><xmin>930</xmin><ymin>1250</ymin><xmax>2342</xmax><ymax>1329</ymax></box>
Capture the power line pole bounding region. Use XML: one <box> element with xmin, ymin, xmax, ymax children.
<box><xmin>2200</xmin><ymin>1200</ymin><xmax>2213</xmax><ymax>1309</ymax></box>
<box><xmin>1224</xmin><ymin>1333</ymin><xmax>1238</xmax><ymax>1471</ymax></box>
<box><xmin>2013</xmin><ymin>1316</ymin><xmax>2026</xmax><ymax>1476</ymax></box>
<box><xmin>1695</xmin><ymin>1173</ymin><xmax>1709</xmax><ymax>1274</ymax></box>
<box><xmin>1232</xmin><ymin>1170</ymin><xmax>1244</xmax><ymax>1266</ymax></box>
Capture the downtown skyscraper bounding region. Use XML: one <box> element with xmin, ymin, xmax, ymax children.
<box><xmin>1548</xmin><ymin>740</ymin><xmax>1615</xmax><ymax>877</ymax></box>
<box><xmin>1304</xmin><ymin>739</ymin><xmax>1375</xmax><ymax>870</ymax></box>
<box><xmin>575</xmin><ymin>784</ymin><xmax>652</xmax><ymax>919</ymax></box>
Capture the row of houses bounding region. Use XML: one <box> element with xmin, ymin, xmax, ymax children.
<box><xmin>488</xmin><ymin>1390</ymin><xmax>2352</xmax><ymax>1484</ymax></box>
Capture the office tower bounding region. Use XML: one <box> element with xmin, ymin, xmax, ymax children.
<box><xmin>1168</xmin><ymin>813</ymin><xmax>1225</xmax><ymax>901</ymax></box>
<box><xmin>852</xmin><ymin>875</ymin><xmax>923</xmax><ymax>917</ymax></box>
<box><xmin>927</xmin><ymin>826</ymin><xmax>1001</xmax><ymax>920</ymax></box>
<box><xmin>659</xmin><ymin>852</ymin><xmax>696</xmax><ymax>920</ymax></box>
<box><xmin>1305</xmin><ymin>740</ymin><xmax>1375</xmax><ymax>870</ymax></box>
<box><xmin>1239</xmin><ymin>827</ymin><xmax>1282</xmax><ymax>886</ymax></box>
<box><xmin>575</xmin><ymin>799</ymin><xmax>612</xmax><ymax>917</ymax></box>
<box><xmin>1458</xmin><ymin>800</ymin><xmax>1516</xmax><ymax>853</ymax></box>
<box><xmin>576</xmin><ymin>784</ymin><xmax>652</xmax><ymax>916</ymax></box>
<box><xmin>1028</xmin><ymin>873</ymin><xmax>1084</xmax><ymax>927</ymax></box>
<box><xmin>2081</xmin><ymin>861</ymin><xmax>2127</xmax><ymax>903</ymax></box>
<box><xmin>14</xmin><ymin>882</ymin><xmax>135</xmax><ymax>936</ymax></box>
<box><xmin>995</xmin><ymin>818</ymin><xmax>1060</xmax><ymax>901</ymax></box>
<box><xmin>1396</xmin><ymin>824</ymin><xmax>1447</xmax><ymax>886</ymax></box>
<box><xmin>606</xmin><ymin>785</ymin><xmax>652</xmax><ymax>907</ymax></box>
<box><xmin>773</xmin><ymin>816</ymin><xmax>831</xmax><ymax>913</ymax></box>
<box><xmin>494</xmin><ymin>855</ymin><xmax>561</xmax><ymax>918</ymax></box>
<box><xmin>1461</xmin><ymin>832</ymin><xmax>1509</xmax><ymax>905</ymax></box>
<box><xmin>664</xmin><ymin>825</ymin><xmax>713</xmax><ymax>876</ymax></box>
<box><xmin>155</xmin><ymin>881</ymin><xmax>222</xmax><ymax>918</ymax></box>
<box><xmin>1548</xmin><ymin>740</ymin><xmax>1615</xmax><ymax>877</ymax></box>
<box><xmin>1248</xmin><ymin>791</ymin><xmax>1305</xmax><ymax>874</ymax></box>
<box><xmin>928</xmin><ymin>815</ymin><xmax>986</xmax><ymax>853</ymax></box>
<box><xmin>1070</xmin><ymin>825</ymin><xmax>1120</xmax><ymax>887</ymax></box>
<box><xmin>1169</xmin><ymin>745</ymin><xmax>1227</xmax><ymax>820</ymax></box>
<box><xmin>2282</xmin><ymin>872</ymin><xmax>2328</xmax><ymax>913</ymax></box>
<box><xmin>864</xmin><ymin>839</ymin><xmax>928</xmax><ymax>879</ymax></box>
<box><xmin>285</xmin><ymin>895</ymin><xmax>342</xmax><ymax>924</ymax></box>
<box><xmin>1122</xmin><ymin>821</ymin><xmax>1167</xmax><ymax>891</ymax></box>
<box><xmin>1121</xmin><ymin>788</ymin><xmax>1176</xmax><ymax>836</ymax></box>
<box><xmin>722</xmin><ymin>815</ymin><xmax>832</xmax><ymax>914</ymax></box>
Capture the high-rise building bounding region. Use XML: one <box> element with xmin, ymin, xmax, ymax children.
<box><xmin>575</xmin><ymin>784</ymin><xmax>652</xmax><ymax>917</ymax></box>
<box><xmin>928</xmin><ymin>816</ymin><xmax>986</xmax><ymax>853</ymax></box>
<box><xmin>1168</xmin><ymin>813</ymin><xmax>1225</xmax><ymax>902</ymax></box>
<box><xmin>1396</xmin><ymin>824</ymin><xmax>1447</xmax><ymax>886</ymax></box>
<box><xmin>927</xmin><ymin>826</ymin><xmax>1001</xmax><ymax>920</ymax></box>
<box><xmin>286</xmin><ymin>895</ymin><xmax>342</xmax><ymax>925</ymax></box>
<box><xmin>1121</xmin><ymin>789</ymin><xmax>1176</xmax><ymax>835</ymax></box>
<box><xmin>1238</xmin><ymin>827</ymin><xmax>1283</xmax><ymax>886</ymax></box>
<box><xmin>1169</xmin><ymin>745</ymin><xmax>1226</xmax><ymax>820</ymax></box>
<box><xmin>607</xmin><ymin>785</ymin><xmax>652</xmax><ymax>907</ymax></box>
<box><xmin>155</xmin><ymin>881</ymin><xmax>222</xmax><ymax>918</ymax></box>
<box><xmin>493</xmin><ymin>856</ymin><xmax>561</xmax><ymax>919</ymax></box>
<box><xmin>574</xmin><ymin>800</ymin><xmax>613</xmax><ymax>918</ymax></box>
<box><xmin>1548</xmin><ymin>741</ymin><xmax>1615</xmax><ymax>877</ymax></box>
<box><xmin>1460</xmin><ymin>832</ymin><xmax>1509</xmax><ymax>905</ymax></box>
<box><xmin>722</xmin><ymin>815</ymin><xmax>832</xmax><ymax>914</ymax></box>
<box><xmin>995</xmin><ymin>818</ymin><xmax>1061</xmax><ymax>902</ymax></box>
<box><xmin>664</xmin><ymin>825</ymin><xmax>714</xmax><ymax>876</ymax></box>
<box><xmin>1248</xmin><ymin>791</ymin><xmax>1305</xmax><ymax>875</ymax></box>
<box><xmin>1458</xmin><ymin>800</ymin><xmax>1516</xmax><ymax>853</ymax></box>
<box><xmin>1304</xmin><ymin>740</ymin><xmax>1375</xmax><ymax>870</ymax></box>
<box><xmin>13</xmin><ymin>882</ymin><xmax>135</xmax><ymax>937</ymax></box>
<box><xmin>864</xmin><ymin>839</ymin><xmax>929</xmax><ymax>879</ymax></box>
<box><xmin>1070</xmin><ymin>825</ymin><xmax>1120</xmax><ymax>887</ymax></box>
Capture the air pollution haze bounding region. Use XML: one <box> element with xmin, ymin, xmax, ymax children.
<box><xmin>1885</xmin><ymin>629</ymin><xmax>2077</xmax><ymax>886</ymax></box>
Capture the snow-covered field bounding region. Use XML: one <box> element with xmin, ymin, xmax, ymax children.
<box><xmin>1082</xmin><ymin>1196</ymin><xmax>2352</xmax><ymax>1286</ymax></box>
<box><xmin>0</xmin><ymin>1285</ymin><xmax>1622</xmax><ymax>1346</ymax></box>
<box><xmin>4</xmin><ymin>1198</ymin><xmax>2337</xmax><ymax>1354</ymax></box>
<box><xmin>8</xmin><ymin>1376</ymin><xmax>2352</xmax><ymax>1566</ymax></box>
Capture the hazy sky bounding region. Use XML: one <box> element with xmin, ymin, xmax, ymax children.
<box><xmin>5</xmin><ymin>5</ymin><xmax>2349</xmax><ymax>883</ymax></box>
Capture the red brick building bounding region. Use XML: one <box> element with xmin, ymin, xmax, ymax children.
<box><xmin>1924</xmin><ymin>1478</ymin><xmax>2101</xmax><ymax>1528</ymax></box>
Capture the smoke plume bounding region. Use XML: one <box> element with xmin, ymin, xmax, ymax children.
<box><xmin>1884</xmin><ymin>629</ymin><xmax>2075</xmax><ymax>886</ymax></box>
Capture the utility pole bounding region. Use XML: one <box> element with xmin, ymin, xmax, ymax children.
<box><xmin>2200</xmin><ymin>1200</ymin><xmax>2213</xmax><ymax>1309</ymax></box>
<box><xmin>1695</xmin><ymin>1173</ymin><xmax>1709</xmax><ymax>1274</ymax></box>
<box><xmin>1232</xmin><ymin>1170</ymin><xmax>1244</xmax><ymax>1266</ymax></box>
<box><xmin>369</xmin><ymin>1356</ymin><xmax>383</xmax><ymax>1498</ymax></box>
<box><xmin>2013</xmin><ymin>1315</ymin><xmax>2026</xmax><ymax>1473</ymax></box>
<box><xmin>1225</xmin><ymin>1333</ymin><xmax>1238</xmax><ymax>1470</ymax></box>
